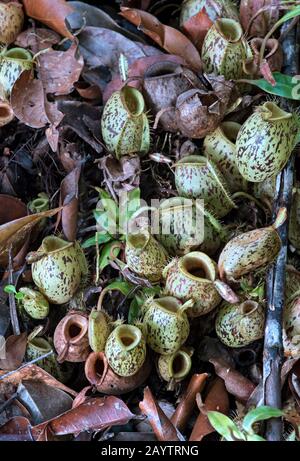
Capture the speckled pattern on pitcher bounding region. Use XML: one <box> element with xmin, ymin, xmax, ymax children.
<box><xmin>215</xmin><ymin>301</ymin><xmax>265</xmax><ymax>347</ymax></box>
<box><xmin>203</xmin><ymin>122</ymin><xmax>248</xmax><ymax>193</ymax></box>
<box><xmin>218</xmin><ymin>226</ymin><xmax>282</xmax><ymax>282</ymax></box>
<box><xmin>175</xmin><ymin>155</ymin><xmax>235</xmax><ymax>218</ymax></box>
<box><xmin>0</xmin><ymin>2</ymin><xmax>24</xmax><ymax>45</ymax></box>
<box><xmin>236</xmin><ymin>102</ymin><xmax>299</xmax><ymax>182</ymax></box>
<box><xmin>105</xmin><ymin>326</ymin><xmax>146</xmax><ymax>377</ymax></box>
<box><xmin>125</xmin><ymin>234</ymin><xmax>168</xmax><ymax>282</ymax></box>
<box><xmin>201</xmin><ymin>19</ymin><xmax>251</xmax><ymax>80</ymax></box>
<box><xmin>163</xmin><ymin>256</ymin><xmax>221</xmax><ymax>317</ymax></box>
<box><xmin>180</xmin><ymin>0</ymin><xmax>238</xmax><ymax>26</ymax></box>
<box><xmin>283</xmin><ymin>297</ymin><xmax>300</xmax><ymax>358</ymax></box>
<box><xmin>142</xmin><ymin>297</ymin><xmax>190</xmax><ymax>354</ymax></box>
<box><xmin>101</xmin><ymin>87</ymin><xmax>150</xmax><ymax>158</ymax></box>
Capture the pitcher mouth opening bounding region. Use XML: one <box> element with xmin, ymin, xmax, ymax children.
<box><xmin>170</xmin><ymin>350</ymin><xmax>191</xmax><ymax>379</ymax></box>
<box><xmin>42</xmin><ymin>236</ymin><xmax>73</xmax><ymax>254</ymax></box>
<box><xmin>215</xmin><ymin>18</ymin><xmax>242</xmax><ymax>43</ymax></box>
<box><xmin>240</xmin><ymin>300</ymin><xmax>258</xmax><ymax>316</ymax></box>
<box><xmin>121</xmin><ymin>86</ymin><xmax>144</xmax><ymax>117</ymax></box>
<box><xmin>221</xmin><ymin>121</ymin><xmax>241</xmax><ymax>144</ymax></box>
<box><xmin>66</xmin><ymin>315</ymin><xmax>88</xmax><ymax>343</ymax></box>
<box><xmin>116</xmin><ymin>325</ymin><xmax>141</xmax><ymax>351</ymax></box>
<box><xmin>155</xmin><ymin>297</ymin><xmax>181</xmax><ymax>315</ymax></box>
<box><xmin>180</xmin><ymin>252</ymin><xmax>215</xmax><ymax>281</ymax></box>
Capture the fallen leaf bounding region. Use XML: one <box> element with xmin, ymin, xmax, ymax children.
<box><xmin>139</xmin><ymin>387</ymin><xmax>184</xmax><ymax>441</ymax></box>
<box><xmin>11</xmin><ymin>71</ymin><xmax>64</xmax><ymax>130</ymax></box>
<box><xmin>38</xmin><ymin>43</ymin><xmax>84</xmax><ymax>96</ymax></box>
<box><xmin>0</xmin><ymin>416</ymin><xmax>33</xmax><ymax>441</ymax></box>
<box><xmin>15</xmin><ymin>28</ymin><xmax>61</xmax><ymax>51</ymax></box>
<box><xmin>0</xmin><ymin>206</ymin><xmax>61</xmax><ymax>267</ymax></box>
<box><xmin>68</xmin><ymin>1</ymin><xmax>145</xmax><ymax>43</ymax></box>
<box><xmin>22</xmin><ymin>0</ymin><xmax>74</xmax><ymax>39</ymax></box>
<box><xmin>0</xmin><ymin>364</ymin><xmax>77</xmax><ymax>397</ymax></box>
<box><xmin>32</xmin><ymin>396</ymin><xmax>135</xmax><ymax>440</ymax></box>
<box><xmin>120</xmin><ymin>7</ymin><xmax>202</xmax><ymax>72</ymax></box>
<box><xmin>58</xmin><ymin>166</ymin><xmax>81</xmax><ymax>242</ymax></box>
<box><xmin>210</xmin><ymin>358</ymin><xmax>256</xmax><ymax>403</ymax></box>
<box><xmin>0</xmin><ymin>333</ymin><xmax>27</xmax><ymax>371</ymax></box>
<box><xmin>74</xmin><ymin>81</ymin><xmax>102</xmax><ymax>100</ymax></box>
<box><xmin>17</xmin><ymin>380</ymin><xmax>73</xmax><ymax>425</ymax></box>
<box><xmin>100</xmin><ymin>155</ymin><xmax>141</xmax><ymax>194</ymax></box>
<box><xmin>78</xmin><ymin>26</ymin><xmax>161</xmax><ymax>91</ymax></box>
<box><xmin>189</xmin><ymin>377</ymin><xmax>229</xmax><ymax>441</ymax></box>
<box><xmin>182</xmin><ymin>7</ymin><xmax>213</xmax><ymax>50</ymax></box>
<box><xmin>58</xmin><ymin>142</ymin><xmax>84</xmax><ymax>173</ymax></box>
<box><xmin>171</xmin><ymin>373</ymin><xmax>208</xmax><ymax>433</ymax></box>
<box><xmin>57</xmin><ymin>100</ymin><xmax>102</xmax><ymax>153</ymax></box>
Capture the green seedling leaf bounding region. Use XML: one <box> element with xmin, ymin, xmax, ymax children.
<box><xmin>99</xmin><ymin>240</ymin><xmax>121</xmax><ymax>270</ymax></box>
<box><xmin>119</xmin><ymin>53</ymin><xmax>129</xmax><ymax>82</ymax></box>
<box><xmin>207</xmin><ymin>411</ymin><xmax>246</xmax><ymax>441</ymax></box>
<box><xmin>4</xmin><ymin>284</ymin><xmax>17</xmax><ymax>294</ymax></box>
<box><xmin>242</xmin><ymin>406</ymin><xmax>283</xmax><ymax>434</ymax></box>
<box><xmin>15</xmin><ymin>292</ymin><xmax>25</xmax><ymax>300</ymax></box>
<box><xmin>239</xmin><ymin>72</ymin><xmax>300</xmax><ymax>100</ymax></box>
<box><xmin>102</xmin><ymin>280</ymin><xmax>134</xmax><ymax>298</ymax></box>
<box><xmin>81</xmin><ymin>233</ymin><xmax>112</xmax><ymax>249</ymax></box>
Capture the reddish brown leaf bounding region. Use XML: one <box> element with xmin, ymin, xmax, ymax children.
<box><xmin>21</xmin><ymin>0</ymin><xmax>74</xmax><ymax>39</ymax></box>
<box><xmin>0</xmin><ymin>416</ymin><xmax>33</xmax><ymax>441</ymax></box>
<box><xmin>171</xmin><ymin>373</ymin><xmax>208</xmax><ymax>433</ymax></box>
<box><xmin>119</xmin><ymin>7</ymin><xmax>202</xmax><ymax>72</ymax></box>
<box><xmin>31</xmin><ymin>396</ymin><xmax>134</xmax><ymax>440</ymax></box>
<box><xmin>182</xmin><ymin>7</ymin><xmax>213</xmax><ymax>50</ymax></box>
<box><xmin>210</xmin><ymin>358</ymin><xmax>256</xmax><ymax>403</ymax></box>
<box><xmin>139</xmin><ymin>387</ymin><xmax>183</xmax><ymax>441</ymax></box>
<box><xmin>259</xmin><ymin>59</ymin><xmax>276</xmax><ymax>86</ymax></box>
<box><xmin>74</xmin><ymin>82</ymin><xmax>102</xmax><ymax>100</ymax></box>
<box><xmin>16</xmin><ymin>28</ymin><xmax>61</xmax><ymax>51</ymax></box>
<box><xmin>58</xmin><ymin>166</ymin><xmax>81</xmax><ymax>242</ymax></box>
<box><xmin>0</xmin><ymin>364</ymin><xmax>77</xmax><ymax>397</ymax></box>
<box><xmin>0</xmin><ymin>206</ymin><xmax>62</xmax><ymax>267</ymax></box>
<box><xmin>38</xmin><ymin>43</ymin><xmax>84</xmax><ymax>96</ymax></box>
<box><xmin>0</xmin><ymin>332</ymin><xmax>27</xmax><ymax>371</ymax></box>
<box><xmin>189</xmin><ymin>377</ymin><xmax>230</xmax><ymax>441</ymax></box>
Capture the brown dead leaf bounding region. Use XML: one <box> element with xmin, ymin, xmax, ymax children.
<box><xmin>22</xmin><ymin>0</ymin><xmax>74</xmax><ymax>39</ymax></box>
<box><xmin>0</xmin><ymin>333</ymin><xmax>27</xmax><ymax>371</ymax></box>
<box><xmin>58</xmin><ymin>166</ymin><xmax>81</xmax><ymax>242</ymax></box>
<box><xmin>0</xmin><ymin>416</ymin><xmax>33</xmax><ymax>441</ymax></box>
<box><xmin>120</xmin><ymin>7</ymin><xmax>202</xmax><ymax>72</ymax></box>
<box><xmin>171</xmin><ymin>373</ymin><xmax>208</xmax><ymax>433</ymax></box>
<box><xmin>139</xmin><ymin>387</ymin><xmax>183</xmax><ymax>441</ymax></box>
<box><xmin>32</xmin><ymin>396</ymin><xmax>135</xmax><ymax>440</ymax></box>
<box><xmin>11</xmin><ymin>71</ymin><xmax>64</xmax><ymax>130</ymax></box>
<box><xmin>210</xmin><ymin>358</ymin><xmax>256</xmax><ymax>403</ymax></box>
<box><xmin>16</xmin><ymin>28</ymin><xmax>61</xmax><ymax>51</ymax></box>
<box><xmin>189</xmin><ymin>377</ymin><xmax>230</xmax><ymax>441</ymax></box>
<box><xmin>38</xmin><ymin>43</ymin><xmax>84</xmax><ymax>96</ymax></box>
<box><xmin>74</xmin><ymin>82</ymin><xmax>102</xmax><ymax>100</ymax></box>
<box><xmin>0</xmin><ymin>364</ymin><xmax>77</xmax><ymax>397</ymax></box>
<box><xmin>0</xmin><ymin>206</ymin><xmax>61</xmax><ymax>267</ymax></box>
<box><xmin>182</xmin><ymin>7</ymin><xmax>213</xmax><ymax>50</ymax></box>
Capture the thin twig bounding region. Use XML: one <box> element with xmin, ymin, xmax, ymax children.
<box><xmin>0</xmin><ymin>350</ymin><xmax>54</xmax><ymax>382</ymax></box>
<box><xmin>263</xmin><ymin>19</ymin><xmax>299</xmax><ymax>442</ymax></box>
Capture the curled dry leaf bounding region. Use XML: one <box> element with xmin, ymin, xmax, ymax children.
<box><xmin>31</xmin><ymin>396</ymin><xmax>135</xmax><ymax>440</ymax></box>
<box><xmin>181</xmin><ymin>7</ymin><xmax>213</xmax><ymax>50</ymax></box>
<box><xmin>22</xmin><ymin>0</ymin><xmax>74</xmax><ymax>39</ymax></box>
<box><xmin>119</xmin><ymin>7</ymin><xmax>202</xmax><ymax>72</ymax></box>
<box><xmin>74</xmin><ymin>82</ymin><xmax>102</xmax><ymax>101</ymax></box>
<box><xmin>210</xmin><ymin>357</ymin><xmax>256</xmax><ymax>403</ymax></box>
<box><xmin>58</xmin><ymin>166</ymin><xmax>81</xmax><ymax>242</ymax></box>
<box><xmin>100</xmin><ymin>155</ymin><xmax>141</xmax><ymax>194</ymax></box>
<box><xmin>38</xmin><ymin>43</ymin><xmax>84</xmax><ymax>96</ymax></box>
<box><xmin>0</xmin><ymin>364</ymin><xmax>77</xmax><ymax>397</ymax></box>
<box><xmin>11</xmin><ymin>71</ymin><xmax>64</xmax><ymax>130</ymax></box>
<box><xmin>171</xmin><ymin>373</ymin><xmax>208</xmax><ymax>433</ymax></box>
<box><xmin>0</xmin><ymin>332</ymin><xmax>27</xmax><ymax>371</ymax></box>
<box><xmin>0</xmin><ymin>206</ymin><xmax>62</xmax><ymax>267</ymax></box>
<box><xmin>189</xmin><ymin>377</ymin><xmax>229</xmax><ymax>441</ymax></box>
<box><xmin>139</xmin><ymin>387</ymin><xmax>183</xmax><ymax>441</ymax></box>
